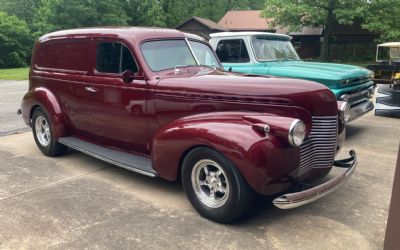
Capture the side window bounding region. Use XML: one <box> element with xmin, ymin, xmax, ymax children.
<box><xmin>215</xmin><ymin>39</ymin><xmax>250</xmax><ymax>63</ymax></box>
<box><xmin>121</xmin><ymin>46</ymin><xmax>138</xmax><ymax>72</ymax></box>
<box><xmin>96</xmin><ymin>42</ymin><xmax>138</xmax><ymax>74</ymax></box>
<box><xmin>36</xmin><ymin>41</ymin><xmax>90</xmax><ymax>71</ymax></box>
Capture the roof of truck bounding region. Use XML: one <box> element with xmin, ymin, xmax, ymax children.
<box><xmin>39</xmin><ymin>27</ymin><xmax>206</xmax><ymax>43</ymax></box>
<box><xmin>209</xmin><ymin>31</ymin><xmax>291</xmax><ymax>40</ymax></box>
<box><xmin>378</xmin><ymin>42</ymin><xmax>400</xmax><ymax>47</ymax></box>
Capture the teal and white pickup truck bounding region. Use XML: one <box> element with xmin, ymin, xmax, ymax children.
<box><xmin>209</xmin><ymin>32</ymin><xmax>375</xmax><ymax>121</ymax></box>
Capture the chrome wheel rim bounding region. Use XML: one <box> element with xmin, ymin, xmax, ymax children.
<box><xmin>35</xmin><ymin>116</ymin><xmax>51</xmax><ymax>147</ymax></box>
<box><xmin>191</xmin><ymin>159</ymin><xmax>230</xmax><ymax>208</ymax></box>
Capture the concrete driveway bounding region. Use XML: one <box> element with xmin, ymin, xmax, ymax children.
<box><xmin>0</xmin><ymin>80</ymin><xmax>29</xmax><ymax>136</ymax></box>
<box><xmin>0</xmin><ymin>111</ymin><xmax>399</xmax><ymax>249</ymax></box>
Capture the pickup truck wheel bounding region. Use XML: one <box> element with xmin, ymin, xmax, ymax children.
<box><xmin>32</xmin><ymin>108</ymin><xmax>67</xmax><ymax>157</ymax></box>
<box><xmin>181</xmin><ymin>147</ymin><xmax>255</xmax><ymax>223</ymax></box>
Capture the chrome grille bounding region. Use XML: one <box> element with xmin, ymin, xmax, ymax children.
<box><xmin>298</xmin><ymin>116</ymin><xmax>338</xmax><ymax>176</ymax></box>
<box><xmin>348</xmin><ymin>89</ymin><xmax>370</xmax><ymax>106</ymax></box>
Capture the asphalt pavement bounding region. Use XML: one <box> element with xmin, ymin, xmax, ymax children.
<box><xmin>0</xmin><ymin>82</ymin><xmax>399</xmax><ymax>249</ymax></box>
<box><xmin>0</xmin><ymin>80</ymin><xmax>30</xmax><ymax>136</ymax></box>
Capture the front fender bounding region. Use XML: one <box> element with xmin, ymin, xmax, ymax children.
<box><xmin>21</xmin><ymin>87</ymin><xmax>67</xmax><ymax>139</ymax></box>
<box><xmin>151</xmin><ymin>111</ymin><xmax>311</xmax><ymax>195</ymax></box>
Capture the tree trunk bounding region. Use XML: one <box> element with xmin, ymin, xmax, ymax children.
<box><xmin>320</xmin><ymin>0</ymin><xmax>336</xmax><ymax>61</ymax></box>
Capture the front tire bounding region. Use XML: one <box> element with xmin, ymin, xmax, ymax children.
<box><xmin>181</xmin><ymin>147</ymin><xmax>255</xmax><ymax>223</ymax></box>
<box><xmin>32</xmin><ymin>108</ymin><xmax>67</xmax><ymax>157</ymax></box>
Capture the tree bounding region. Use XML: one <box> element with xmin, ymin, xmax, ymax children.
<box><xmin>262</xmin><ymin>0</ymin><xmax>368</xmax><ymax>60</ymax></box>
<box><xmin>32</xmin><ymin>0</ymin><xmax>129</xmax><ymax>37</ymax></box>
<box><xmin>363</xmin><ymin>0</ymin><xmax>400</xmax><ymax>41</ymax></box>
<box><xmin>0</xmin><ymin>0</ymin><xmax>42</xmax><ymax>30</ymax></box>
<box><xmin>0</xmin><ymin>11</ymin><xmax>31</xmax><ymax>68</ymax></box>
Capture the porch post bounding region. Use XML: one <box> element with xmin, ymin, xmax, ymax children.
<box><xmin>384</xmin><ymin>143</ymin><xmax>400</xmax><ymax>249</ymax></box>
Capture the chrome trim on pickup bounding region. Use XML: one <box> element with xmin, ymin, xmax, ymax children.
<box><xmin>348</xmin><ymin>100</ymin><xmax>374</xmax><ymax>122</ymax></box>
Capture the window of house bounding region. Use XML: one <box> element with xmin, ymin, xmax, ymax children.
<box><xmin>96</xmin><ymin>42</ymin><xmax>138</xmax><ymax>74</ymax></box>
<box><xmin>215</xmin><ymin>39</ymin><xmax>250</xmax><ymax>63</ymax></box>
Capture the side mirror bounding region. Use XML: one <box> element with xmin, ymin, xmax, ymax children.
<box><xmin>122</xmin><ymin>70</ymin><xmax>134</xmax><ymax>83</ymax></box>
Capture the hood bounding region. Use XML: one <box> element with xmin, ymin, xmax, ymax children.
<box><xmin>267</xmin><ymin>61</ymin><xmax>372</xmax><ymax>88</ymax></box>
<box><xmin>156</xmin><ymin>70</ymin><xmax>338</xmax><ymax>116</ymax></box>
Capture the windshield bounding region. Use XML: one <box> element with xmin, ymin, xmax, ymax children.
<box><xmin>188</xmin><ymin>40</ymin><xmax>221</xmax><ymax>68</ymax></box>
<box><xmin>141</xmin><ymin>39</ymin><xmax>221</xmax><ymax>72</ymax></box>
<box><xmin>252</xmin><ymin>37</ymin><xmax>300</xmax><ymax>61</ymax></box>
<box><xmin>377</xmin><ymin>46</ymin><xmax>400</xmax><ymax>61</ymax></box>
<box><xmin>141</xmin><ymin>40</ymin><xmax>196</xmax><ymax>71</ymax></box>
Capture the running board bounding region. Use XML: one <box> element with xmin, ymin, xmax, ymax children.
<box><xmin>58</xmin><ymin>137</ymin><xmax>157</xmax><ymax>177</ymax></box>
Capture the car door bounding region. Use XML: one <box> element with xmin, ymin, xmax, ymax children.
<box><xmin>77</xmin><ymin>39</ymin><xmax>149</xmax><ymax>154</ymax></box>
<box><xmin>215</xmin><ymin>38</ymin><xmax>254</xmax><ymax>74</ymax></box>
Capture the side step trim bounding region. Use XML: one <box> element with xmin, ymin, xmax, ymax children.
<box><xmin>59</xmin><ymin>137</ymin><xmax>157</xmax><ymax>177</ymax></box>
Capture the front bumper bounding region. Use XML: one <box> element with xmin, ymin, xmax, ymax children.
<box><xmin>349</xmin><ymin>100</ymin><xmax>374</xmax><ymax>122</ymax></box>
<box><xmin>273</xmin><ymin>150</ymin><xmax>357</xmax><ymax>209</ymax></box>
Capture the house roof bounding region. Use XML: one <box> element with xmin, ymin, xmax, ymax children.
<box><xmin>176</xmin><ymin>16</ymin><xmax>228</xmax><ymax>31</ymax></box>
<box><xmin>218</xmin><ymin>10</ymin><xmax>274</xmax><ymax>31</ymax></box>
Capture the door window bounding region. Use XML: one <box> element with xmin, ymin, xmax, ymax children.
<box><xmin>215</xmin><ymin>39</ymin><xmax>250</xmax><ymax>63</ymax></box>
<box><xmin>96</xmin><ymin>42</ymin><xmax>139</xmax><ymax>74</ymax></box>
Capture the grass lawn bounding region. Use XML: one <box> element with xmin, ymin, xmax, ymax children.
<box><xmin>0</xmin><ymin>67</ymin><xmax>29</xmax><ymax>80</ymax></box>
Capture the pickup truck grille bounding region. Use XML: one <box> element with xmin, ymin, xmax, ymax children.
<box><xmin>298</xmin><ymin>116</ymin><xmax>338</xmax><ymax>176</ymax></box>
<box><xmin>348</xmin><ymin>88</ymin><xmax>370</xmax><ymax>106</ymax></box>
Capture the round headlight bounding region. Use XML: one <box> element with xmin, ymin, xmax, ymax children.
<box><xmin>288</xmin><ymin>119</ymin><xmax>306</xmax><ymax>147</ymax></box>
<box><xmin>340</xmin><ymin>94</ymin><xmax>349</xmax><ymax>102</ymax></box>
<box><xmin>340</xmin><ymin>102</ymin><xmax>351</xmax><ymax>123</ymax></box>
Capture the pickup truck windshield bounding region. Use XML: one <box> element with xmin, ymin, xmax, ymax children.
<box><xmin>252</xmin><ymin>38</ymin><xmax>300</xmax><ymax>62</ymax></box>
<box><xmin>188</xmin><ymin>40</ymin><xmax>221</xmax><ymax>68</ymax></box>
<box><xmin>141</xmin><ymin>39</ymin><xmax>221</xmax><ymax>72</ymax></box>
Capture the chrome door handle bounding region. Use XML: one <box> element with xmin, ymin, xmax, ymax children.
<box><xmin>85</xmin><ymin>86</ymin><xmax>97</xmax><ymax>93</ymax></box>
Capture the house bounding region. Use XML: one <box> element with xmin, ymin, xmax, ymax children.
<box><xmin>276</xmin><ymin>27</ymin><xmax>323</xmax><ymax>59</ymax></box>
<box><xmin>328</xmin><ymin>20</ymin><xmax>380</xmax><ymax>61</ymax></box>
<box><xmin>175</xmin><ymin>16</ymin><xmax>228</xmax><ymax>39</ymax></box>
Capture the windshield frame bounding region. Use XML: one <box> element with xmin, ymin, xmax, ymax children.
<box><xmin>250</xmin><ymin>36</ymin><xmax>301</xmax><ymax>62</ymax></box>
<box><xmin>187</xmin><ymin>38</ymin><xmax>223</xmax><ymax>70</ymax></box>
<box><xmin>139</xmin><ymin>38</ymin><xmax>223</xmax><ymax>72</ymax></box>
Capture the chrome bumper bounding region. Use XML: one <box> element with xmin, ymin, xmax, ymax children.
<box><xmin>273</xmin><ymin>150</ymin><xmax>357</xmax><ymax>209</ymax></box>
<box><xmin>349</xmin><ymin>100</ymin><xmax>374</xmax><ymax>122</ymax></box>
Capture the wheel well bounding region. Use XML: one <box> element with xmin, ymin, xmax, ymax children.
<box><xmin>177</xmin><ymin>144</ymin><xmax>215</xmax><ymax>181</ymax></box>
<box><xmin>30</xmin><ymin>105</ymin><xmax>41</xmax><ymax>118</ymax></box>
<box><xmin>30</xmin><ymin>105</ymin><xmax>41</xmax><ymax>121</ymax></box>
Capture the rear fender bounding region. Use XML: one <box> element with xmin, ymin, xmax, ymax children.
<box><xmin>21</xmin><ymin>87</ymin><xmax>67</xmax><ymax>139</ymax></box>
<box><xmin>151</xmin><ymin>110</ymin><xmax>312</xmax><ymax>194</ymax></box>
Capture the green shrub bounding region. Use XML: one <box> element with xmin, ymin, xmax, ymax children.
<box><xmin>0</xmin><ymin>11</ymin><xmax>31</xmax><ymax>68</ymax></box>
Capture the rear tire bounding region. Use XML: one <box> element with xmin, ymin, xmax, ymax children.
<box><xmin>32</xmin><ymin>107</ymin><xmax>67</xmax><ymax>157</ymax></box>
<box><xmin>181</xmin><ymin>147</ymin><xmax>255</xmax><ymax>223</ymax></box>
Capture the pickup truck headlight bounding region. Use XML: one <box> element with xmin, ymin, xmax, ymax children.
<box><xmin>340</xmin><ymin>94</ymin><xmax>349</xmax><ymax>102</ymax></box>
<box><xmin>368</xmin><ymin>86</ymin><xmax>375</xmax><ymax>99</ymax></box>
<box><xmin>340</xmin><ymin>102</ymin><xmax>351</xmax><ymax>123</ymax></box>
<box><xmin>288</xmin><ymin>119</ymin><xmax>306</xmax><ymax>147</ymax></box>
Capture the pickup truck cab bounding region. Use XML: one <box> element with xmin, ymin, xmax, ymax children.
<box><xmin>21</xmin><ymin>28</ymin><xmax>356</xmax><ymax>223</ymax></box>
<box><xmin>209</xmin><ymin>32</ymin><xmax>375</xmax><ymax>122</ymax></box>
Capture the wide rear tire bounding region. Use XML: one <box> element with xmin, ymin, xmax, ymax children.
<box><xmin>32</xmin><ymin>108</ymin><xmax>67</xmax><ymax>157</ymax></box>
